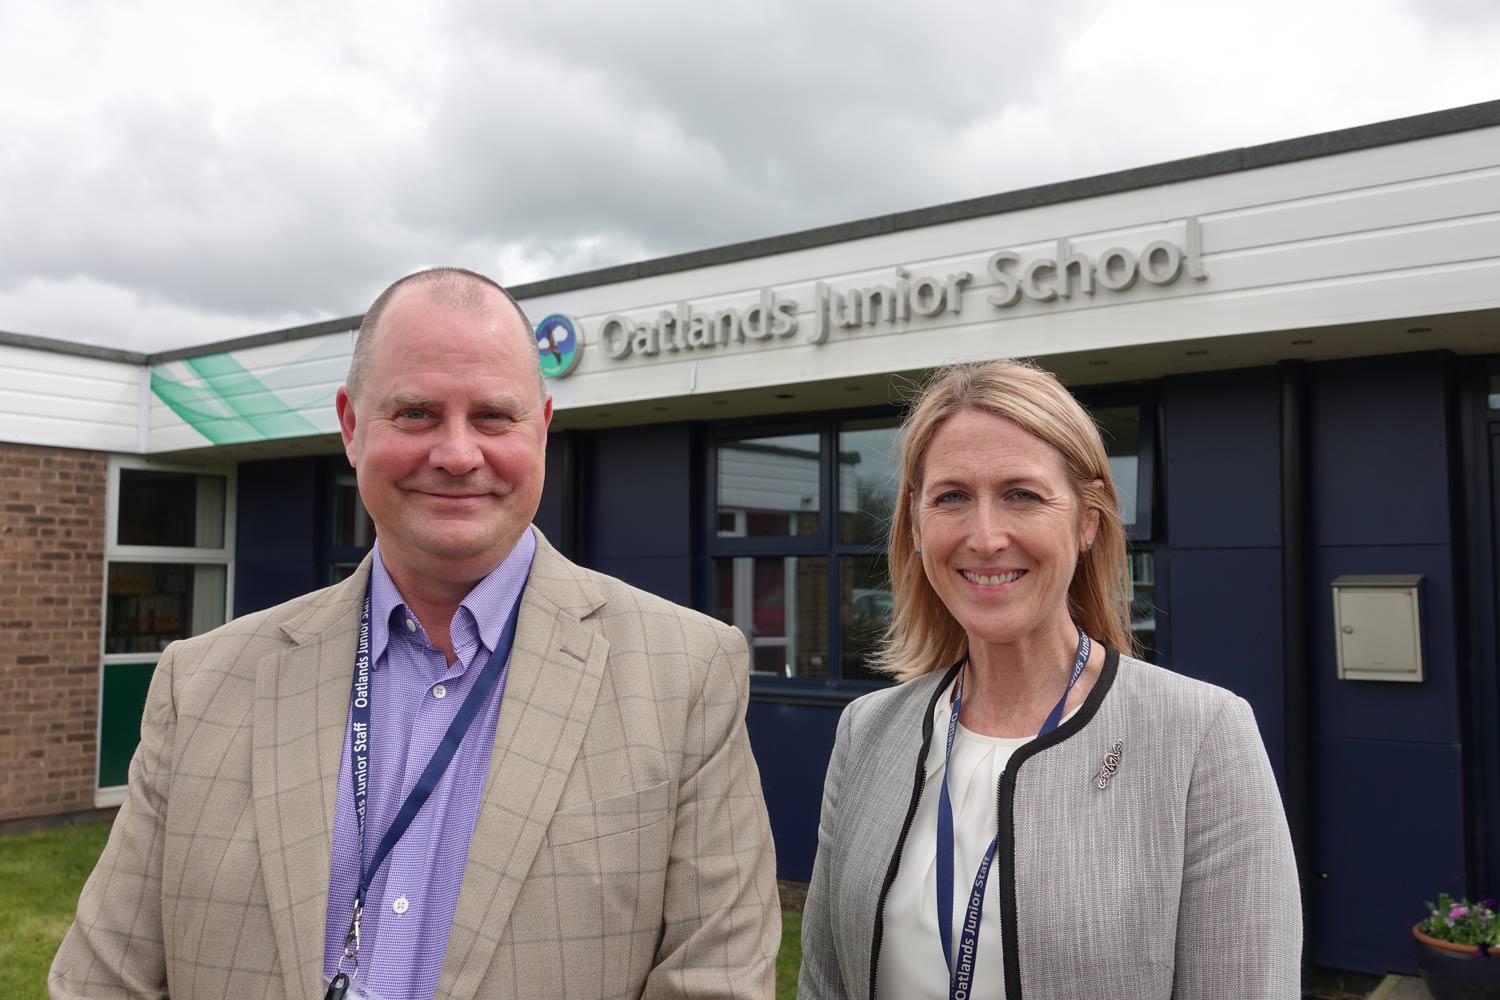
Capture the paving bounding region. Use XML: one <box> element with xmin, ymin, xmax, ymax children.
<box><xmin>1368</xmin><ymin>975</ymin><xmax>1434</xmax><ymax>1000</ymax></box>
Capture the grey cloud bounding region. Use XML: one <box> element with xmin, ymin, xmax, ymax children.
<box><xmin>0</xmin><ymin>92</ymin><xmax>431</xmax><ymax>328</ymax></box>
<box><xmin>1400</xmin><ymin>0</ymin><xmax>1500</xmax><ymax>29</ymax></box>
<box><xmin>2</xmin><ymin>0</ymin><xmax>1488</xmax><ymax>353</ymax></box>
<box><xmin>398</xmin><ymin>0</ymin><xmax>1105</xmax><ymax>258</ymax></box>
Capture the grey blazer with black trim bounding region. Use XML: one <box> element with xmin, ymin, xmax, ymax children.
<box><xmin>797</xmin><ymin>649</ymin><xmax>1301</xmax><ymax>1000</ymax></box>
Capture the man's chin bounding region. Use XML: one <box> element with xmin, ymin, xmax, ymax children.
<box><xmin>413</xmin><ymin>529</ymin><xmax>524</xmax><ymax>568</ymax></box>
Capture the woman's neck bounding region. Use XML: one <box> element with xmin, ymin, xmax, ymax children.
<box><xmin>959</xmin><ymin>619</ymin><xmax>1101</xmax><ymax>739</ymax></box>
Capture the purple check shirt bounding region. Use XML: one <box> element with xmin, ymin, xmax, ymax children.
<box><xmin>323</xmin><ymin>531</ymin><xmax>535</xmax><ymax>1000</ymax></box>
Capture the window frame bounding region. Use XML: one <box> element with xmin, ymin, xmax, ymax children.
<box><xmin>703</xmin><ymin>406</ymin><xmax>902</xmax><ymax>705</ymax></box>
<box><xmin>1073</xmin><ymin>381</ymin><xmax>1159</xmax><ymax>543</ymax></box>
<box><xmin>1075</xmin><ymin>382</ymin><xmax>1166</xmax><ymax>663</ymax></box>
<box><xmin>701</xmin><ymin>384</ymin><xmax>1163</xmax><ymax>704</ymax></box>
<box><xmin>97</xmin><ymin>456</ymin><xmax>237</xmax><ymax>804</ymax></box>
<box><xmin>326</xmin><ymin>459</ymin><xmax>375</xmax><ymax>582</ymax></box>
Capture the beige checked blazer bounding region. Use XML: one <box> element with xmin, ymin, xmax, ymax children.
<box><xmin>51</xmin><ymin>529</ymin><xmax>779</xmax><ymax>1000</ymax></box>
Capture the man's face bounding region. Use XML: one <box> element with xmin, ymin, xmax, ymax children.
<box><xmin>337</xmin><ymin>285</ymin><xmax>552</xmax><ymax>590</ymax></box>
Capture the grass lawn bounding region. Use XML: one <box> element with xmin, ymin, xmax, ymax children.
<box><xmin>0</xmin><ymin>820</ymin><xmax>112</xmax><ymax>1000</ymax></box>
<box><xmin>4</xmin><ymin>819</ymin><xmax>807</xmax><ymax>1000</ymax></box>
<box><xmin>778</xmin><ymin>908</ymin><xmax>802</xmax><ymax>998</ymax></box>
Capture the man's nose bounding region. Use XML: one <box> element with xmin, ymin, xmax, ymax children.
<box><xmin>428</xmin><ymin>419</ymin><xmax>483</xmax><ymax>474</ymax></box>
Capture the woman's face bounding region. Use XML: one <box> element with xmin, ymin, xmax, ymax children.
<box><xmin>914</xmin><ymin>408</ymin><xmax>1097</xmax><ymax>650</ymax></box>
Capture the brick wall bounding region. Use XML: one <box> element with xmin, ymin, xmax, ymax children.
<box><xmin>0</xmin><ymin>442</ymin><xmax>107</xmax><ymax>821</ymax></box>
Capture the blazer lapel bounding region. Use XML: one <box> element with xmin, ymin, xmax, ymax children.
<box><xmin>437</xmin><ymin>534</ymin><xmax>609</xmax><ymax>1000</ymax></box>
<box><xmin>252</xmin><ymin>561</ymin><xmax>371</xmax><ymax>1000</ymax></box>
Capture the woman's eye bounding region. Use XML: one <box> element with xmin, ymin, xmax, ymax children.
<box><xmin>1010</xmin><ymin>489</ymin><xmax>1041</xmax><ymax>503</ymax></box>
<box><xmin>937</xmin><ymin>490</ymin><xmax>965</xmax><ymax>504</ymax></box>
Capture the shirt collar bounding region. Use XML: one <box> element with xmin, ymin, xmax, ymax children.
<box><xmin>367</xmin><ymin>529</ymin><xmax>537</xmax><ymax>668</ymax></box>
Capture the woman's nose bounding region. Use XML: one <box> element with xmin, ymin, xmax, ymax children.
<box><xmin>967</xmin><ymin>502</ymin><xmax>1011</xmax><ymax>552</ymax></box>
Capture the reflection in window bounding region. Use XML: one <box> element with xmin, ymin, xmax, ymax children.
<box><xmin>713</xmin><ymin>556</ymin><xmax>829</xmax><ymax>678</ymax></box>
<box><xmin>117</xmin><ymin>470</ymin><xmax>227</xmax><ymax>548</ymax></box>
<box><xmin>1128</xmin><ymin>549</ymin><xmax>1159</xmax><ymax>663</ymax></box>
<box><xmin>105</xmin><ymin>563</ymin><xmax>228</xmax><ymax>654</ymax></box>
<box><xmin>716</xmin><ymin>434</ymin><xmax>821</xmax><ymax>538</ymax></box>
<box><xmin>333</xmin><ymin>472</ymin><xmax>374</xmax><ymax>548</ymax></box>
<box><xmin>840</xmin><ymin>555</ymin><xmax>892</xmax><ymax>682</ymax></box>
<box><xmin>1092</xmin><ymin>405</ymin><xmax>1139</xmax><ymax>527</ymax></box>
<box><xmin>838</xmin><ymin>419</ymin><xmax>900</xmax><ymax>546</ymax></box>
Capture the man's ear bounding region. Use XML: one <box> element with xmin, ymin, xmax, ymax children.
<box><xmin>336</xmin><ymin>386</ymin><xmax>358</xmax><ymax>467</ymax></box>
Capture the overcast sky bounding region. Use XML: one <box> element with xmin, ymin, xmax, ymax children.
<box><xmin>2</xmin><ymin>0</ymin><xmax>1497</xmax><ymax>353</ymax></box>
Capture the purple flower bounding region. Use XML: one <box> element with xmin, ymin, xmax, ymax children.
<box><xmin>1484</xmin><ymin>898</ymin><xmax>1497</xmax><ymax>911</ymax></box>
<box><xmin>1451</xmin><ymin>905</ymin><xmax>1470</xmax><ymax>919</ymax></box>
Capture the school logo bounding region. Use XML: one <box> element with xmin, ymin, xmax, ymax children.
<box><xmin>536</xmin><ymin>314</ymin><xmax>583</xmax><ymax>378</ymax></box>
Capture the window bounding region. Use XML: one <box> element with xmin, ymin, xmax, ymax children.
<box><xmin>707</xmin><ymin>415</ymin><xmax>899</xmax><ymax>691</ymax></box>
<box><xmin>99</xmin><ymin>460</ymin><xmax>234</xmax><ymax>803</ymax></box>
<box><xmin>329</xmin><ymin>469</ymin><xmax>375</xmax><ymax>582</ymax></box>
<box><xmin>706</xmin><ymin>388</ymin><xmax>1165</xmax><ymax>693</ymax></box>
<box><xmin>1081</xmin><ymin>388</ymin><xmax>1165</xmax><ymax>665</ymax></box>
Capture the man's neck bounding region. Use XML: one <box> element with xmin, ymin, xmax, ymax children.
<box><xmin>380</xmin><ymin>558</ymin><xmax>490</xmax><ymax>668</ymax></box>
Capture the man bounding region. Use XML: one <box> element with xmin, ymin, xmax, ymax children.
<box><xmin>51</xmin><ymin>268</ymin><xmax>780</xmax><ymax>1000</ymax></box>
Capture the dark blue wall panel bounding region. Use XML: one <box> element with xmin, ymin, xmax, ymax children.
<box><xmin>1162</xmin><ymin>357</ymin><xmax>1468</xmax><ymax>974</ymax></box>
<box><xmin>747</xmin><ymin>700</ymin><xmax>841</xmax><ymax>882</ymax></box>
<box><xmin>236</xmin><ymin>456</ymin><xmax>322</xmax><ymax>615</ymax></box>
<box><xmin>1304</xmin><ymin>354</ymin><xmax>1463</xmax><ymax>973</ymax></box>
<box><xmin>534</xmin><ymin>433</ymin><xmax>567</xmax><ymax>548</ymax></box>
<box><xmin>1310</xmin><ymin>354</ymin><xmax>1451</xmax><ymax>548</ymax></box>
<box><xmin>1160</xmin><ymin>369</ymin><xmax>1287</xmax><ymax>781</ymax></box>
<box><xmin>584</xmin><ymin>423</ymin><xmax>694</xmax><ymax>561</ymax></box>
<box><xmin>589</xmin><ymin>556</ymin><xmax>692</xmax><ymax>608</ymax></box>
<box><xmin>1308</xmin><ymin>738</ymin><xmax>1464</xmax><ymax>974</ymax></box>
<box><xmin>1166</xmin><ymin>547</ymin><xmax>1285</xmax><ymax>732</ymax></box>
<box><xmin>1163</xmin><ymin>367</ymin><xmax>1282</xmax><ymax>549</ymax></box>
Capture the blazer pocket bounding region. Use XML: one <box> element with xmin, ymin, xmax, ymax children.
<box><xmin>545</xmin><ymin>779</ymin><xmax>673</xmax><ymax>847</ymax></box>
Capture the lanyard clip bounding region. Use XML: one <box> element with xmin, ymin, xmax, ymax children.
<box><xmin>336</xmin><ymin>899</ymin><xmax>363</xmax><ymax>980</ymax></box>
<box><xmin>342</xmin><ymin>899</ymin><xmax>362</xmax><ymax>959</ymax></box>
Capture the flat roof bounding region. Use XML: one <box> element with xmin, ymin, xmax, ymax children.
<box><xmin>7</xmin><ymin>97</ymin><xmax>1500</xmax><ymax>367</ymax></box>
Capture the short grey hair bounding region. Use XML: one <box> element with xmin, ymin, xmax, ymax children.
<box><xmin>346</xmin><ymin>267</ymin><xmax>543</xmax><ymax>401</ymax></box>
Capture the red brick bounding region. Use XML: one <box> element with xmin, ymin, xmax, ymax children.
<box><xmin>0</xmin><ymin>442</ymin><xmax>106</xmax><ymax>822</ymax></box>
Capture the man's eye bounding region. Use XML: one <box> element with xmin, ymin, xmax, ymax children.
<box><xmin>397</xmin><ymin>409</ymin><xmax>428</xmax><ymax>421</ymax></box>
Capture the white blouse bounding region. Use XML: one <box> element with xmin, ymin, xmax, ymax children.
<box><xmin>877</xmin><ymin>676</ymin><xmax>1073</xmax><ymax>1000</ymax></box>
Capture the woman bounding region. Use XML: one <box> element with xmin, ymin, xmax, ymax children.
<box><xmin>798</xmin><ymin>360</ymin><xmax>1300</xmax><ymax>1000</ymax></box>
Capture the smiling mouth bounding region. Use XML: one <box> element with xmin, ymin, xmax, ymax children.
<box><xmin>960</xmin><ymin>569</ymin><xmax>1025</xmax><ymax>586</ymax></box>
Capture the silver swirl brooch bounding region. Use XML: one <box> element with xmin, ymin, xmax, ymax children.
<box><xmin>1094</xmin><ymin>739</ymin><xmax>1123</xmax><ymax>789</ymax></box>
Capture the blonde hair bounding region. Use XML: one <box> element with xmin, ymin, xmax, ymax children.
<box><xmin>873</xmin><ymin>358</ymin><xmax>1135</xmax><ymax>681</ymax></box>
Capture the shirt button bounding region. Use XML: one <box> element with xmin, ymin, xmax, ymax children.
<box><xmin>432</xmin><ymin>684</ymin><xmax>447</xmax><ymax>700</ymax></box>
<box><xmin>405</xmin><ymin>618</ymin><xmax>417</xmax><ymax>633</ymax></box>
<box><xmin>392</xmin><ymin>896</ymin><xmax>410</xmax><ymax>915</ymax></box>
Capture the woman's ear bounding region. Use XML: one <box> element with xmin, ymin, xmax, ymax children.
<box><xmin>1080</xmin><ymin>485</ymin><xmax>1103</xmax><ymax>551</ymax></box>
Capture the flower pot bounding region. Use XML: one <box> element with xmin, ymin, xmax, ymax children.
<box><xmin>1413</xmin><ymin>924</ymin><xmax>1500</xmax><ymax>1000</ymax></box>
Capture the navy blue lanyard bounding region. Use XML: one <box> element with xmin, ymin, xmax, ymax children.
<box><xmin>330</xmin><ymin>585</ymin><xmax>524</xmax><ymax>996</ymax></box>
<box><xmin>934</xmin><ymin>627</ymin><xmax>1091</xmax><ymax>1000</ymax></box>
